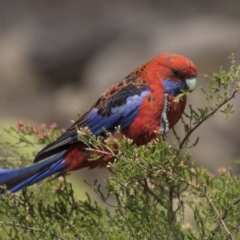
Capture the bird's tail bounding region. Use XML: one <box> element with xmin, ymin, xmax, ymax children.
<box><xmin>0</xmin><ymin>153</ymin><xmax>67</xmax><ymax>193</ymax></box>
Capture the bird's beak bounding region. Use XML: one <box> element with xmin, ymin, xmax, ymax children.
<box><xmin>185</xmin><ymin>77</ymin><xmax>197</xmax><ymax>92</ymax></box>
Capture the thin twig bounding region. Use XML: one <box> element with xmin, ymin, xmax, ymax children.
<box><xmin>230</xmin><ymin>226</ymin><xmax>240</xmax><ymax>240</ymax></box>
<box><xmin>205</xmin><ymin>194</ymin><xmax>233</xmax><ymax>239</ymax></box>
<box><xmin>222</xmin><ymin>197</ymin><xmax>240</xmax><ymax>220</ymax></box>
<box><xmin>172</xmin><ymin>127</ymin><xmax>181</xmax><ymax>145</ymax></box>
<box><xmin>179</xmin><ymin>89</ymin><xmax>239</xmax><ymax>149</ymax></box>
<box><xmin>179</xmin><ymin>176</ymin><xmax>237</xmax><ymax>239</ymax></box>
<box><xmin>140</xmin><ymin>179</ymin><xmax>165</xmax><ymax>206</ymax></box>
<box><xmin>19</xmin><ymin>135</ymin><xmax>42</xmax><ymax>150</ymax></box>
<box><xmin>85</xmin><ymin>147</ymin><xmax>115</xmax><ymax>157</ymax></box>
<box><xmin>0</xmin><ymin>221</ymin><xmax>67</xmax><ymax>240</ymax></box>
<box><xmin>209</xmin><ymin>197</ymin><xmax>240</xmax><ymax>239</ymax></box>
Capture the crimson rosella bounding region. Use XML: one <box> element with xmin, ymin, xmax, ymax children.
<box><xmin>0</xmin><ymin>53</ymin><xmax>197</xmax><ymax>193</ymax></box>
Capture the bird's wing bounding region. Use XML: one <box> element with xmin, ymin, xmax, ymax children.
<box><xmin>34</xmin><ymin>76</ymin><xmax>150</xmax><ymax>162</ymax></box>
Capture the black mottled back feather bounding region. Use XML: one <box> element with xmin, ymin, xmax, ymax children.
<box><xmin>34</xmin><ymin>75</ymin><xmax>147</xmax><ymax>163</ymax></box>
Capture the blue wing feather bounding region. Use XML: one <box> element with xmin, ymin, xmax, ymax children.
<box><xmin>34</xmin><ymin>78</ymin><xmax>149</xmax><ymax>163</ymax></box>
<box><xmin>87</xmin><ymin>89</ymin><xmax>150</xmax><ymax>134</ymax></box>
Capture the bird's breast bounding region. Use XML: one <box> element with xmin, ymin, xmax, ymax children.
<box><xmin>167</xmin><ymin>95</ymin><xmax>186</xmax><ymax>128</ymax></box>
<box><xmin>122</xmin><ymin>93</ymin><xmax>186</xmax><ymax>145</ymax></box>
<box><xmin>122</xmin><ymin>91</ymin><xmax>163</xmax><ymax>145</ymax></box>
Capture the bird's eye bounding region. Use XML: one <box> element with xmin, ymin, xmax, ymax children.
<box><xmin>171</xmin><ymin>68</ymin><xmax>181</xmax><ymax>77</ymax></box>
<box><xmin>171</xmin><ymin>68</ymin><xmax>180</xmax><ymax>77</ymax></box>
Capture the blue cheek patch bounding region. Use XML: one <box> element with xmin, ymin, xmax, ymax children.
<box><xmin>162</xmin><ymin>79</ymin><xmax>187</xmax><ymax>96</ymax></box>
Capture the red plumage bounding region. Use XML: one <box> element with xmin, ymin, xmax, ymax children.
<box><xmin>0</xmin><ymin>53</ymin><xmax>197</xmax><ymax>193</ymax></box>
<box><xmin>63</xmin><ymin>53</ymin><xmax>197</xmax><ymax>171</ymax></box>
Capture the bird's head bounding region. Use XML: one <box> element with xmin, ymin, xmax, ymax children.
<box><xmin>144</xmin><ymin>53</ymin><xmax>197</xmax><ymax>96</ymax></box>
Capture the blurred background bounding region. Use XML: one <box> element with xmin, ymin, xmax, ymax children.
<box><xmin>0</xmin><ymin>0</ymin><xmax>240</xmax><ymax>195</ymax></box>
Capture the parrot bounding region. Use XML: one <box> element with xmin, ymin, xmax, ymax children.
<box><xmin>0</xmin><ymin>53</ymin><xmax>197</xmax><ymax>193</ymax></box>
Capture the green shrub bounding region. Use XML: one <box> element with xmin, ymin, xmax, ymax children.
<box><xmin>0</xmin><ymin>55</ymin><xmax>239</xmax><ymax>240</ymax></box>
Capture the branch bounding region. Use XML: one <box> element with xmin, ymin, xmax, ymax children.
<box><xmin>140</xmin><ymin>179</ymin><xmax>165</xmax><ymax>206</ymax></box>
<box><xmin>179</xmin><ymin>88</ymin><xmax>239</xmax><ymax>149</ymax></box>
<box><xmin>209</xmin><ymin>196</ymin><xmax>240</xmax><ymax>239</ymax></box>
<box><xmin>0</xmin><ymin>221</ymin><xmax>67</xmax><ymax>240</ymax></box>
<box><xmin>85</xmin><ymin>147</ymin><xmax>116</xmax><ymax>158</ymax></box>
<box><xmin>205</xmin><ymin>194</ymin><xmax>233</xmax><ymax>239</ymax></box>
